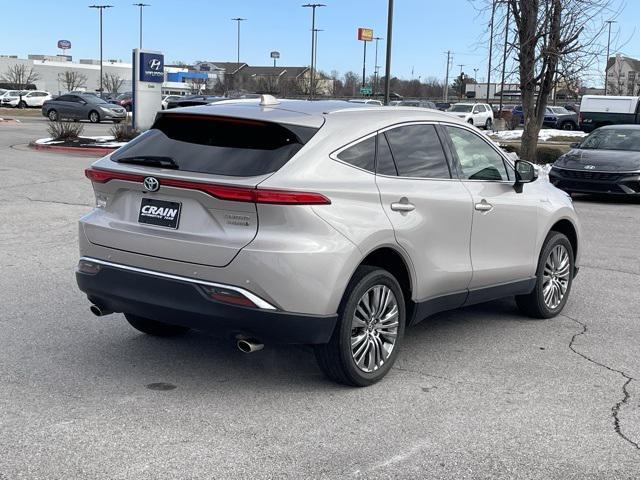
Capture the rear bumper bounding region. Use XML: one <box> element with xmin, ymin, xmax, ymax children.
<box><xmin>76</xmin><ymin>259</ymin><xmax>338</xmax><ymax>344</ymax></box>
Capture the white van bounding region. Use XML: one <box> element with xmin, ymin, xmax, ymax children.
<box><xmin>579</xmin><ymin>95</ymin><xmax>640</xmax><ymax>132</ymax></box>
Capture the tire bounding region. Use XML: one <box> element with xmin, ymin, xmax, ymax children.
<box><xmin>516</xmin><ymin>232</ymin><xmax>574</xmax><ymax>319</ymax></box>
<box><xmin>485</xmin><ymin>118</ymin><xmax>493</xmax><ymax>130</ymax></box>
<box><xmin>17</xmin><ymin>101</ymin><xmax>27</xmax><ymax>109</ymax></box>
<box><xmin>468</xmin><ymin>118</ymin><xmax>474</xmax><ymax>125</ymax></box>
<box><xmin>47</xmin><ymin>109</ymin><xmax>58</xmax><ymax>121</ymax></box>
<box><xmin>124</xmin><ymin>313</ymin><xmax>190</xmax><ymax>337</ymax></box>
<box><xmin>88</xmin><ymin>110</ymin><xmax>100</xmax><ymax>123</ymax></box>
<box><xmin>125</xmin><ymin>104</ymin><xmax>132</xmax><ymax>112</ymax></box>
<box><xmin>314</xmin><ymin>266</ymin><xmax>406</xmax><ymax>387</ymax></box>
<box><xmin>562</xmin><ymin>122</ymin><xmax>575</xmax><ymax>131</ymax></box>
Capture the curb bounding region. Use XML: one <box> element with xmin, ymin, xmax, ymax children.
<box><xmin>29</xmin><ymin>142</ymin><xmax>116</xmax><ymax>156</ymax></box>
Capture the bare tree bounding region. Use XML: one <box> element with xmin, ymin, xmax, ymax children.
<box><xmin>101</xmin><ymin>73</ymin><xmax>125</xmax><ymax>95</ymax></box>
<box><xmin>58</xmin><ymin>70</ymin><xmax>88</xmax><ymax>92</ymax></box>
<box><xmin>188</xmin><ymin>77</ymin><xmax>211</xmax><ymax>94</ymax></box>
<box><xmin>1</xmin><ymin>64</ymin><xmax>41</xmax><ymax>86</ymax></box>
<box><xmin>501</xmin><ymin>0</ymin><xmax>615</xmax><ymax>161</ymax></box>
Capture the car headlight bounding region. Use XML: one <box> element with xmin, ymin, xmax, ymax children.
<box><xmin>99</xmin><ymin>106</ymin><xmax>113</xmax><ymax>113</ymax></box>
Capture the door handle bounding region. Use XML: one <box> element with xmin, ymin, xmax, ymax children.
<box><xmin>391</xmin><ymin>201</ymin><xmax>415</xmax><ymax>212</ymax></box>
<box><xmin>474</xmin><ymin>201</ymin><xmax>494</xmax><ymax>212</ymax></box>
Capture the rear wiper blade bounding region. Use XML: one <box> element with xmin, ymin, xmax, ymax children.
<box><xmin>115</xmin><ymin>155</ymin><xmax>179</xmax><ymax>169</ymax></box>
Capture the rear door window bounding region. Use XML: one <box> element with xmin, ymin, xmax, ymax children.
<box><xmin>111</xmin><ymin>114</ymin><xmax>319</xmax><ymax>177</ymax></box>
<box><xmin>384</xmin><ymin>124</ymin><xmax>451</xmax><ymax>178</ymax></box>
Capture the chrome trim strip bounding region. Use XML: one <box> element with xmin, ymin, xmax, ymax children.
<box><xmin>79</xmin><ymin>257</ymin><xmax>277</xmax><ymax>310</ymax></box>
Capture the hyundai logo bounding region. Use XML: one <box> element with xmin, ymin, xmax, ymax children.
<box><xmin>148</xmin><ymin>59</ymin><xmax>162</xmax><ymax>71</ymax></box>
<box><xmin>584</xmin><ymin>165</ymin><xmax>596</xmax><ymax>170</ymax></box>
<box><xmin>143</xmin><ymin>177</ymin><xmax>160</xmax><ymax>192</ymax></box>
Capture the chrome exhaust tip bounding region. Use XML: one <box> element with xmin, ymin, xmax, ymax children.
<box><xmin>90</xmin><ymin>304</ymin><xmax>113</xmax><ymax>317</ymax></box>
<box><xmin>236</xmin><ymin>338</ymin><xmax>264</xmax><ymax>353</ymax></box>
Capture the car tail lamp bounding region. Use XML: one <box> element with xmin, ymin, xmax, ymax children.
<box><xmin>84</xmin><ymin>168</ymin><xmax>330</xmax><ymax>205</ymax></box>
<box><xmin>201</xmin><ymin>285</ymin><xmax>258</xmax><ymax>308</ymax></box>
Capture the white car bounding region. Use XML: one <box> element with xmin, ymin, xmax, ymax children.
<box><xmin>1</xmin><ymin>90</ymin><xmax>52</xmax><ymax>108</ymax></box>
<box><xmin>348</xmin><ymin>98</ymin><xmax>383</xmax><ymax>106</ymax></box>
<box><xmin>448</xmin><ymin>103</ymin><xmax>494</xmax><ymax>129</ymax></box>
<box><xmin>161</xmin><ymin>95</ymin><xmax>182</xmax><ymax>110</ymax></box>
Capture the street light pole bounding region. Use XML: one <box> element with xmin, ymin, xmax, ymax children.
<box><xmin>133</xmin><ymin>3</ymin><xmax>150</xmax><ymax>50</ymax></box>
<box><xmin>89</xmin><ymin>5</ymin><xmax>113</xmax><ymax>97</ymax></box>
<box><xmin>499</xmin><ymin>0</ymin><xmax>510</xmax><ymax>115</ymax></box>
<box><xmin>231</xmin><ymin>18</ymin><xmax>247</xmax><ymax>65</ymax></box>
<box><xmin>383</xmin><ymin>0</ymin><xmax>394</xmax><ymax>105</ymax></box>
<box><xmin>302</xmin><ymin>4</ymin><xmax>325</xmax><ymax>99</ymax></box>
<box><xmin>604</xmin><ymin>20</ymin><xmax>616</xmax><ymax>95</ymax></box>
<box><xmin>314</xmin><ymin>29</ymin><xmax>323</xmax><ymax>79</ymax></box>
<box><xmin>373</xmin><ymin>36</ymin><xmax>382</xmax><ymax>94</ymax></box>
<box><xmin>486</xmin><ymin>0</ymin><xmax>496</xmax><ymax>104</ymax></box>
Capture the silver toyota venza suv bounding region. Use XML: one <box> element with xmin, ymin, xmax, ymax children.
<box><xmin>76</xmin><ymin>97</ymin><xmax>581</xmax><ymax>386</ymax></box>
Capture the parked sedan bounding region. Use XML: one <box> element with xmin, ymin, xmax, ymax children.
<box><xmin>397</xmin><ymin>100</ymin><xmax>438</xmax><ymax>109</ymax></box>
<box><xmin>544</xmin><ymin>106</ymin><xmax>579</xmax><ymax>130</ymax></box>
<box><xmin>42</xmin><ymin>93</ymin><xmax>127</xmax><ymax>123</ymax></box>
<box><xmin>549</xmin><ymin>125</ymin><xmax>640</xmax><ymax>196</ymax></box>
<box><xmin>111</xmin><ymin>92</ymin><xmax>133</xmax><ymax>112</ymax></box>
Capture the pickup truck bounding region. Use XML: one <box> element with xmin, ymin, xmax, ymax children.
<box><xmin>580</xmin><ymin>95</ymin><xmax>640</xmax><ymax>132</ymax></box>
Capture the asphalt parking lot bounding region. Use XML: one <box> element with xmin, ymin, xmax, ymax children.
<box><xmin>1</xmin><ymin>118</ymin><xmax>639</xmax><ymax>479</ymax></box>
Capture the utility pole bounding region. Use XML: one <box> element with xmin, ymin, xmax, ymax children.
<box><xmin>604</xmin><ymin>20</ymin><xmax>616</xmax><ymax>95</ymax></box>
<box><xmin>314</xmin><ymin>29</ymin><xmax>323</xmax><ymax>80</ymax></box>
<box><xmin>231</xmin><ymin>18</ymin><xmax>246</xmax><ymax>65</ymax></box>
<box><xmin>499</xmin><ymin>0</ymin><xmax>510</xmax><ymax>115</ymax></box>
<box><xmin>444</xmin><ymin>50</ymin><xmax>452</xmax><ymax>102</ymax></box>
<box><xmin>89</xmin><ymin>5</ymin><xmax>113</xmax><ymax>97</ymax></box>
<box><xmin>383</xmin><ymin>0</ymin><xmax>394</xmax><ymax>105</ymax></box>
<box><xmin>373</xmin><ymin>36</ymin><xmax>382</xmax><ymax>94</ymax></box>
<box><xmin>486</xmin><ymin>0</ymin><xmax>496</xmax><ymax>104</ymax></box>
<box><xmin>302</xmin><ymin>3</ymin><xmax>325</xmax><ymax>99</ymax></box>
<box><xmin>458</xmin><ymin>64</ymin><xmax>466</xmax><ymax>99</ymax></box>
<box><xmin>133</xmin><ymin>3</ymin><xmax>150</xmax><ymax>50</ymax></box>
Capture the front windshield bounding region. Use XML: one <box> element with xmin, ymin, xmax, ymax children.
<box><xmin>580</xmin><ymin>129</ymin><xmax>640</xmax><ymax>152</ymax></box>
<box><xmin>449</xmin><ymin>104</ymin><xmax>473</xmax><ymax>112</ymax></box>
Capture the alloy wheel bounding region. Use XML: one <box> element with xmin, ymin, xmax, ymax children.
<box><xmin>542</xmin><ymin>244</ymin><xmax>571</xmax><ymax>309</ymax></box>
<box><xmin>350</xmin><ymin>285</ymin><xmax>399</xmax><ymax>373</ymax></box>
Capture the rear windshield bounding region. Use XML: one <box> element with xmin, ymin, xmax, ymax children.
<box><xmin>111</xmin><ymin>113</ymin><xmax>319</xmax><ymax>177</ymax></box>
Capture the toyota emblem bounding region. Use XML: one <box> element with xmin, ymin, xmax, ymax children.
<box><xmin>143</xmin><ymin>177</ymin><xmax>160</xmax><ymax>192</ymax></box>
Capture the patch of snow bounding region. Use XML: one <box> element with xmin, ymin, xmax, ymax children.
<box><xmin>489</xmin><ymin>128</ymin><xmax>587</xmax><ymax>142</ymax></box>
<box><xmin>34</xmin><ymin>137</ymin><xmax>64</xmax><ymax>145</ymax></box>
<box><xmin>86</xmin><ymin>141</ymin><xmax>128</xmax><ymax>148</ymax></box>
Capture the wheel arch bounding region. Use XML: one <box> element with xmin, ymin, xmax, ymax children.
<box><xmin>356</xmin><ymin>245</ymin><xmax>415</xmax><ymax>322</ymax></box>
<box><xmin>549</xmin><ymin>218</ymin><xmax>579</xmax><ymax>260</ymax></box>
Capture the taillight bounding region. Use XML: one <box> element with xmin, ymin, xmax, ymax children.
<box><xmin>84</xmin><ymin>168</ymin><xmax>330</xmax><ymax>205</ymax></box>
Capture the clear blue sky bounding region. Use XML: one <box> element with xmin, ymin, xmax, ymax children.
<box><xmin>1</xmin><ymin>0</ymin><xmax>637</xmax><ymax>86</ymax></box>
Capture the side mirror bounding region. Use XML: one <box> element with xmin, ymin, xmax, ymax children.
<box><xmin>570</xmin><ymin>142</ymin><xmax>581</xmax><ymax>149</ymax></box>
<box><xmin>514</xmin><ymin>160</ymin><xmax>537</xmax><ymax>193</ymax></box>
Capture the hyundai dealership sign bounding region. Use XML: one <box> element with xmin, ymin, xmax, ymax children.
<box><xmin>139</xmin><ymin>52</ymin><xmax>164</xmax><ymax>83</ymax></box>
